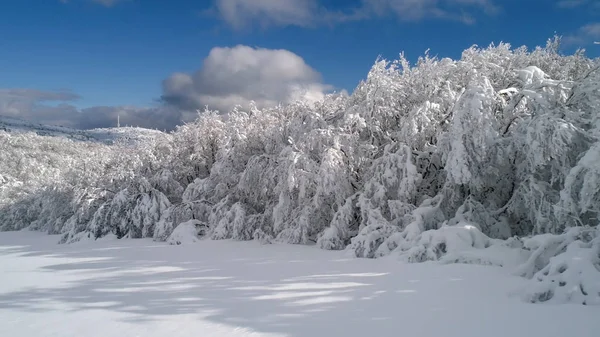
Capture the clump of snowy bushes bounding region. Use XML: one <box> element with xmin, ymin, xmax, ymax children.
<box><xmin>1</xmin><ymin>37</ymin><xmax>599</xmax><ymax>305</ymax></box>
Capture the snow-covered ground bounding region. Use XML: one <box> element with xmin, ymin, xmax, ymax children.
<box><xmin>0</xmin><ymin>114</ymin><xmax>165</xmax><ymax>144</ymax></box>
<box><xmin>0</xmin><ymin>232</ymin><xmax>598</xmax><ymax>337</ymax></box>
<box><xmin>0</xmin><ymin>115</ymin><xmax>97</xmax><ymax>141</ymax></box>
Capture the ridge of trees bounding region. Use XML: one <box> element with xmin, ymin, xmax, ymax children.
<box><xmin>1</xmin><ymin>37</ymin><xmax>599</xmax><ymax>304</ymax></box>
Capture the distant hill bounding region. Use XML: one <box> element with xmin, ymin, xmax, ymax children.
<box><xmin>0</xmin><ymin>115</ymin><xmax>166</xmax><ymax>144</ymax></box>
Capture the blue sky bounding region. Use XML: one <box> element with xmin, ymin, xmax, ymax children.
<box><xmin>0</xmin><ymin>0</ymin><xmax>599</xmax><ymax>129</ymax></box>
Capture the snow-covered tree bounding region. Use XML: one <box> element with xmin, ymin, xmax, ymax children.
<box><xmin>1</xmin><ymin>37</ymin><xmax>599</xmax><ymax>305</ymax></box>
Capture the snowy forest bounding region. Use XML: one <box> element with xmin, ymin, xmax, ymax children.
<box><xmin>1</xmin><ymin>38</ymin><xmax>599</xmax><ymax>305</ymax></box>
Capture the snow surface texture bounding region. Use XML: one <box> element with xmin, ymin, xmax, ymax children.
<box><xmin>0</xmin><ymin>231</ymin><xmax>599</xmax><ymax>337</ymax></box>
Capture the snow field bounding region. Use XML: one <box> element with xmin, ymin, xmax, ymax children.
<box><xmin>1</xmin><ymin>231</ymin><xmax>599</xmax><ymax>337</ymax></box>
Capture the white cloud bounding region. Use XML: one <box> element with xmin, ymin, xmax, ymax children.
<box><xmin>92</xmin><ymin>0</ymin><xmax>124</xmax><ymax>6</ymax></box>
<box><xmin>215</xmin><ymin>0</ymin><xmax>320</xmax><ymax>29</ymax></box>
<box><xmin>0</xmin><ymin>89</ymin><xmax>182</xmax><ymax>130</ymax></box>
<box><xmin>556</xmin><ymin>0</ymin><xmax>588</xmax><ymax>8</ymax></box>
<box><xmin>361</xmin><ymin>0</ymin><xmax>499</xmax><ymax>23</ymax></box>
<box><xmin>556</xmin><ymin>0</ymin><xmax>600</xmax><ymax>11</ymax></box>
<box><xmin>564</xmin><ymin>22</ymin><xmax>600</xmax><ymax>46</ymax></box>
<box><xmin>365</xmin><ymin>0</ymin><xmax>441</xmax><ymax>21</ymax></box>
<box><xmin>212</xmin><ymin>0</ymin><xmax>500</xmax><ymax>28</ymax></box>
<box><xmin>59</xmin><ymin>0</ymin><xmax>127</xmax><ymax>7</ymax></box>
<box><xmin>161</xmin><ymin>45</ymin><xmax>333</xmax><ymax>114</ymax></box>
<box><xmin>452</xmin><ymin>0</ymin><xmax>499</xmax><ymax>15</ymax></box>
<box><xmin>581</xmin><ymin>23</ymin><xmax>600</xmax><ymax>36</ymax></box>
<box><xmin>0</xmin><ymin>89</ymin><xmax>80</xmax><ymax>126</ymax></box>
